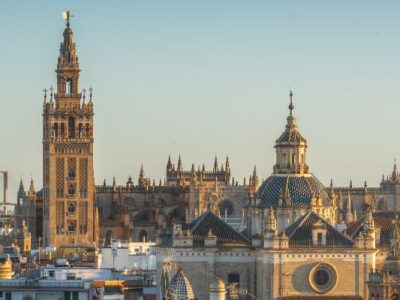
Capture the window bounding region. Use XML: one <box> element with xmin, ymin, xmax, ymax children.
<box><xmin>49</xmin><ymin>270</ymin><xmax>55</xmax><ymax>278</ymax></box>
<box><xmin>68</xmin><ymin>202</ymin><xmax>76</xmax><ymax>214</ymax></box>
<box><xmin>292</xmin><ymin>154</ymin><xmax>295</xmax><ymax>164</ymax></box>
<box><xmin>228</xmin><ymin>273</ymin><xmax>240</xmax><ymax>288</ymax></box>
<box><xmin>66</xmin><ymin>79</ymin><xmax>72</xmax><ymax>94</ymax></box>
<box><xmin>68</xmin><ymin>221</ymin><xmax>76</xmax><ymax>233</ymax></box>
<box><xmin>68</xmin><ymin>184</ymin><xmax>75</xmax><ymax>195</ymax></box>
<box><xmin>5</xmin><ymin>293</ymin><xmax>11</xmax><ymax>300</ymax></box>
<box><xmin>283</xmin><ymin>153</ymin><xmax>287</xmax><ymax>164</ymax></box>
<box><xmin>317</xmin><ymin>233</ymin><xmax>323</xmax><ymax>245</ymax></box>
<box><xmin>54</xmin><ymin>123</ymin><xmax>59</xmax><ymax>138</ymax></box>
<box><xmin>68</xmin><ymin>116</ymin><xmax>75</xmax><ymax>138</ymax></box>
<box><xmin>64</xmin><ymin>291</ymin><xmax>71</xmax><ymax>300</ymax></box>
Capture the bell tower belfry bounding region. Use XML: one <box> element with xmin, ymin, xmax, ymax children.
<box><xmin>42</xmin><ymin>12</ymin><xmax>98</xmax><ymax>247</ymax></box>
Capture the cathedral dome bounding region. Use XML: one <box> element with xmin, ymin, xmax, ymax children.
<box><xmin>257</xmin><ymin>174</ymin><xmax>331</xmax><ymax>208</ymax></box>
<box><xmin>167</xmin><ymin>266</ymin><xmax>196</xmax><ymax>300</ymax></box>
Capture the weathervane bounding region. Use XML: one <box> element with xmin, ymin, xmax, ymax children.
<box><xmin>62</xmin><ymin>9</ymin><xmax>73</xmax><ymax>27</ymax></box>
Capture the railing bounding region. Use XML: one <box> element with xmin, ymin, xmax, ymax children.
<box><xmin>0</xmin><ymin>280</ymin><xmax>86</xmax><ymax>289</ymax></box>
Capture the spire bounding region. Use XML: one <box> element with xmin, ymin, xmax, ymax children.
<box><xmin>264</xmin><ymin>207</ymin><xmax>277</xmax><ymax>238</ymax></box>
<box><xmin>138</xmin><ymin>165</ymin><xmax>147</xmax><ymax>188</ymax></box>
<box><xmin>345</xmin><ymin>191</ymin><xmax>353</xmax><ymax>223</ymax></box>
<box><xmin>17</xmin><ymin>179</ymin><xmax>25</xmax><ymax>206</ymax></box>
<box><xmin>286</xmin><ymin>90</ymin><xmax>296</xmax><ymax>129</ymax></box>
<box><xmin>177</xmin><ymin>155</ymin><xmax>183</xmax><ymax>172</ymax></box>
<box><xmin>43</xmin><ymin>88</ymin><xmax>47</xmax><ymax>104</ymax></box>
<box><xmin>273</xmin><ymin>91</ymin><xmax>308</xmax><ymax>175</ymax></box>
<box><xmin>28</xmin><ymin>177</ymin><xmax>36</xmax><ymax>198</ymax></box>
<box><xmin>166</xmin><ymin>155</ymin><xmax>173</xmax><ymax>172</ymax></box>
<box><xmin>363</xmin><ymin>208</ymin><xmax>375</xmax><ymax>236</ymax></box>
<box><xmin>393</xmin><ymin>158</ymin><xmax>398</xmax><ymax>181</ymax></box>
<box><xmin>225</xmin><ymin>156</ymin><xmax>230</xmax><ymax>171</ymax></box>
<box><xmin>213</xmin><ymin>156</ymin><xmax>218</xmax><ymax>172</ymax></box>
<box><xmin>139</xmin><ymin>165</ymin><xmax>145</xmax><ymax>179</ymax></box>
<box><xmin>56</xmin><ymin>10</ymin><xmax>81</xmax><ymax>108</ymax></box>
<box><xmin>289</xmin><ymin>90</ymin><xmax>294</xmax><ymax>116</ymax></box>
<box><xmin>251</xmin><ymin>165</ymin><xmax>260</xmax><ymax>189</ymax></box>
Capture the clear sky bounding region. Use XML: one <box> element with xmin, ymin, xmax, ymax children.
<box><xmin>0</xmin><ymin>1</ymin><xmax>399</xmax><ymax>199</ymax></box>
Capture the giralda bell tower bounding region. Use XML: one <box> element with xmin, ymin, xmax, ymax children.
<box><xmin>42</xmin><ymin>11</ymin><xmax>98</xmax><ymax>247</ymax></box>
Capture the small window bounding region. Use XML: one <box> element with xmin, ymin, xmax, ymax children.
<box><xmin>49</xmin><ymin>270</ymin><xmax>55</xmax><ymax>278</ymax></box>
<box><xmin>317</xmin><ymin>232</ymin><xmax>323</xmax><ymax>245</ymax></box>
<box><xmin>292</xmin><ymin>154</ymin><xmax>295</xmax><ymax>164</ymax></box>
<box><xmin>66</xmin><ymin>79</ymin><xmax>72</xmax><ymax>94</ymax></box>
<box><xmin>68</xmin><ymin>184</ymin><xmax>75</xmax><ymax>195</ymax></box>
<box><xmin>68</xmin><ymin>203</ymin><xmax>76</xmax><ymax>214</ymax></box>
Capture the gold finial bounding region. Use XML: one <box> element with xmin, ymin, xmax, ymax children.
<box><xmin>289</xmin><ymin>90</ymin><xmax>294</xmax><ymax>115</ymax></box>
<box><xmin>62</xmin><ymin>9</ymin><xmax>73</xmax><ymax>27</ymax></box>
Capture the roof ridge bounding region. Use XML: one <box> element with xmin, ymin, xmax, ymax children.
<box><xmin>310</xmin><ymin>211</ymin><xmax>353</xmax><ymax>243</ymax></box>
<box><xmin>285</xmin><ymin>211</ymin><xmax>312</xmax><ymax>238</ymax></box>
<box><xmin>191</xmin><ymin>211</ymin><xmax>210</xmax><ymax>232</ymax></box>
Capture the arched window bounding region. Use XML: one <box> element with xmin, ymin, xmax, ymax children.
<box><xmin>78</xmin><ymin>123</ymin><xmax>83</xmax><ymax>138</ymax></box>
<box><xmin>68</xmin><ymin>184</ymin><xmax>75</xmax><ymax>195</ymax></box>
<box><xmin>139</xmin><ymin>230</ymin><xmax>148</xmax><ymax>242</ymax></box>
<box><xmin>228</xmin><ymin>273</ymin><xmax>240</xmax><ymax>287</ymax></box>
<box><xmin>218</xmin><ymin>201</ymin><xmax>234</xmax><ymax>217</ymax></box>
<box><xmin>68</xmin><ymin>221</ymin><xmax>76</xmax><ymax>233</ymax></box>
<box><xmin>68</xmin><ymin>202</ymin><xmax>75</xmax><ymax>214</ymax></box>
<box><xmin>68</xmin><ymin>168</ymin><xmax>75</xmax><ymax>178</ymax></box>
<box><xmin>54</xmin><ymin>123</ymin><xmax>58</xmax><ymax>138</ymax></box>
<box><xmin>68</xmin><ymin>116</ymin><xmax>75</xmax><ymax>138</ymax></box>
<box><xmin>86</xmin><ymin>123</ymin><xmax>90</xmax><ymax>138</ymax></box>
<box><xmin>66</xmin><ymin>78</ymin><xmax>72</xmax><ymax>94</ymax></box>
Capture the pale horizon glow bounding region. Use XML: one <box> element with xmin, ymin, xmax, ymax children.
<box><xmin>0</xmin><ymin>1</ymin><xmax>400</xmax><ymax>199</ymax></box>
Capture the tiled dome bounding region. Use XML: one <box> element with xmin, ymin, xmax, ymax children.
<box><xmin>257</xmin><ymin>174</ymin><xmax>331</xmax><ymax>207</ymax></box>
<box><xmin>167</xmin><ymin>266</ymin><xmax>196</xmax><ymax>300</ymax></box>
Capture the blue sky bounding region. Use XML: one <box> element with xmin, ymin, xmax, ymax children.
<box><xmin>0</xmin><ymin>1</ymin><xmax>399</xmax><ymax>198</ymax></box>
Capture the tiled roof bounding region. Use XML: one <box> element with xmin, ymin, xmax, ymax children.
<box><xmin>276</xmin><ymin>128</ymin><xmax>307</xmax><ymax>144</ymax></box>
<box><xmin>183</xmin><ymin>211</ymin><xmax>250</xmax><ymax>246</ymax></box>
<box><xmin>167</xmin><ymin>267</ymin><xmax>196</xmax><ymax>300</ymax></box>
<box><xmin>345</xmin><ymin>211</ymin><xmax>400</xmax><ymax>246</ymax></box>
<box><xmin>257</xmin><ymin>174</ymin><xmax>331</xmax><ymax>207</ymax></box>
<box><xmin>282</xmin><ymin>211</ymin><xmax>353</xmax><ymax>248</ymax></box>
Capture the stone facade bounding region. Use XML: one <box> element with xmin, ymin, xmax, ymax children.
<box><xmin>42</xmin><ymin>16</ymin><xmax>98</xmax><ymax>247</ymax></box>
<box><xmin>96</xmin><ymin>157</ymin><xmax>255</xmax><ymax>244</ymax></box>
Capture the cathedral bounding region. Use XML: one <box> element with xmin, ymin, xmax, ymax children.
<box><xmin>155</xmin><ymin>97</ymin><xmax>400</xmax><ymax>300</ymax></box>
<box><xmin>9</xmin><ymin>12</ymin><xmax>400</xmax><ymax>299</ymax></box>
